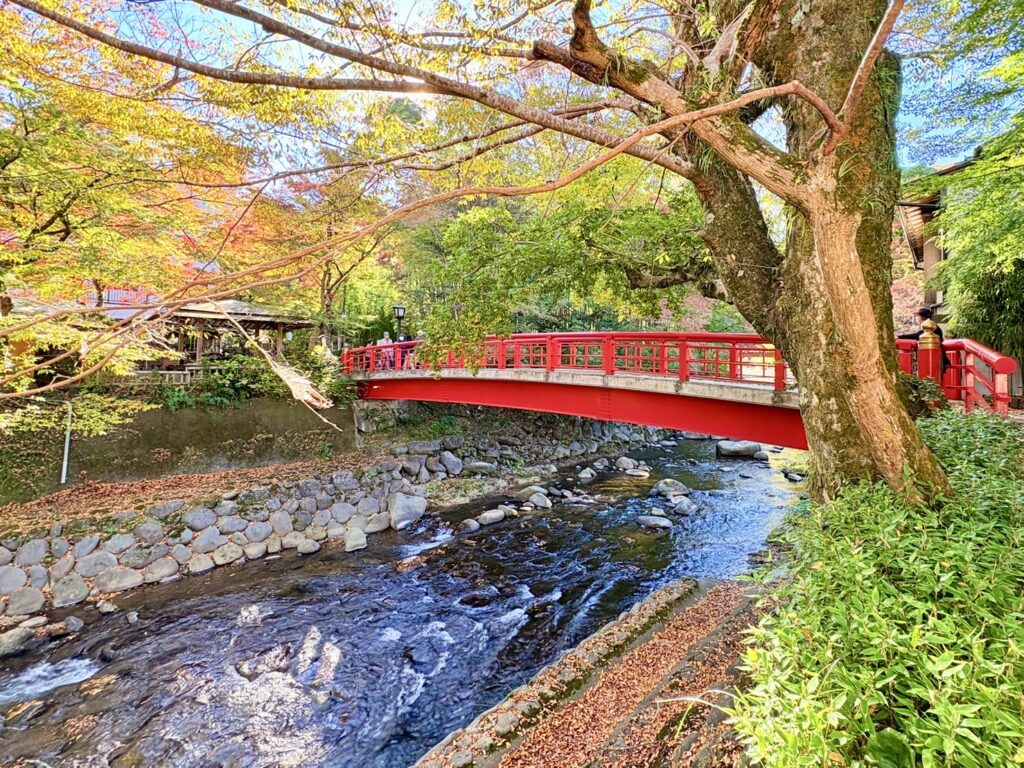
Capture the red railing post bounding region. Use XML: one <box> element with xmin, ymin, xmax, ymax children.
<box><xmin>728</xmin><ymin>345</ymin><xmax>740</xmax><ymax>381</ymax></box>
<box><xmin>995</xmin><ymin>372</ymin><xmax>1011</xmax><ymax>416</ymax></box>
<box><xmin>603</xmin><ymin>336</ymin><xmax>615</xmax><ymax>375</ymax></box>
<box><xmin>678</xmin><ymin>336</ymin><xmax>689</xmax><ymax>381</ymax></box>
<box><xmin>513</xmin><ymin>342</ymin><xmax>521</xmax><ymax>368</ymax></box>
<box><xmin>546</xmin><ymin>336</ymin><xmax>556</xmax><ymax>372</ymax></box>
<box><xmin>965</xmin><ymin>352</ymin><xmax>976</xmax><ymax>412</ymax></box>
<box><xmin>916</xmin><ymin>321</ymin><xmax>943</xmax><ymax>384</ymax></box>
<box><xmin>773</xmin><ymin>348</ymin><xmax>786</xmax><ymax>391</ymax></box>
<box><xmin>497</xmin><ymin>339</ymin><xmax>505</xmax><ymax>369</ymax></box>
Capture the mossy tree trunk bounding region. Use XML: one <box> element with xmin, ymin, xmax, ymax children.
<box><xmin>549</xmin><ymin>0</ymin><xmax>951</xmax><ymax>500</ymax></box>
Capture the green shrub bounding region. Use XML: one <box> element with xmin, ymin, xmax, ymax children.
<box><xmin>733</xmin><ymin>412</ymin><xmax>1024</xmax><ymax>767</ymax></box>
<box><xmin>193</xmin><ymin>354</ymin><xmax>288</xmax><ymax>405</ymax></box>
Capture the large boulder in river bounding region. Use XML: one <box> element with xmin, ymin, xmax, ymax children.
<box><xmin>515</xmin><ymin>485</ymin><xmax>548</xmax><ymax>501</ymax></box>
<box><xmin>637</xmin><ymin>515</ymin><xmax>673</xmax><ymax>530</ymax></box>
<box><xmin>389</xmin><ymin>493</ymin><xmax>427</xmax><ymax>531</ymax></box>
<box><xmin>651</xmin><ymin>478</ymin><xmax>689</xmax><ymax>498</ymax></box>
<box><xmin>716</xmin><ymin>440</ymin><xmax>763</xmax><ymax>457</ymax></box>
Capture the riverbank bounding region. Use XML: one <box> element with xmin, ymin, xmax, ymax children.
<box><xmin>0</xmin><ymin>406</ymin><xmax>689</xmax><ymax>643</ymax></box>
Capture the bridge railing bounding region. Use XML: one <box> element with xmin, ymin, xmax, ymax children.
<box><xmin>344</xmin><ymin>332</ymin><xmax>1016</xmax><ymax>415</ymax></box>
<box><xmin>896</xmin><ymin>337</ymin><xmax>1016</xmax><ymax>415</ymax></box>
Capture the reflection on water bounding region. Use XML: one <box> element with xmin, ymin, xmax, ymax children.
<box><xmin>0</xmin><ymin>440</ymin><xmax>796</xmax><ymax>768</ymax></box>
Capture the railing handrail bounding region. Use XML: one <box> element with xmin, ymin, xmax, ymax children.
<box><xmin>343</xmin><ymin>332</ymin><xmax>1017</xmax><ymax>416</ymax></box>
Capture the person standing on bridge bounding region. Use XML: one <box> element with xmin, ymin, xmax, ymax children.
<box><xmin>377</xmin><ymin>331</ymin><xmax>394</xmax><ymax>369</ymax></box>
<box><xmin>899</xmin><ymin>308</ymin><xmax>946</xmax><ymax>374</ymax></box>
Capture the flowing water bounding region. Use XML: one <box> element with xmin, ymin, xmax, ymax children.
<box><xmin>0</xmin><ymin>440</ymin><xmax>797</xmax><ymax>768</ymax></box>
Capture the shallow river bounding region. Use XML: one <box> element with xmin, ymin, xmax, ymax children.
<box><xmin>0</xmin><ymin>439</ymin><xmax>796</xmax><ymax>767</ymax></box>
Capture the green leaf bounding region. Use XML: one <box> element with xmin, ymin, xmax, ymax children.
<box><xmin>866</xmin><ymin>729</ymin><xmax>916</xmax><ymax>768</ymax></box>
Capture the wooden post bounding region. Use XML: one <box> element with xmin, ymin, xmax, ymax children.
<box><xmin>194</xmin><ymin>321</ymin><xmax>205</xmax><ymax>363</ymax></box>
<box><xmin>276</xmin><ymin>322</ymin><xmax>285</xmax><ymax>357</ymax></box>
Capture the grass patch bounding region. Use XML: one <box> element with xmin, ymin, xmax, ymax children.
<box><xmin>732</xmin><ymin>412</ymin><xmax>1024</xmax><ymax>767</ymax></box>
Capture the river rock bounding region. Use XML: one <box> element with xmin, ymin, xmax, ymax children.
<box><xmin>217</xmin><ymin>516</ymin><xmax>248</xmax><ymax>534</ymax></box>
<box><xmin>72</xmin><ymin>534</ymin><xmax>100</xmax><ymax>558</ymax></box>
<box><xmin>269</xmin><ymin>510</ymin><xmax>293</xmax><ymax>536</ymax></box>
<box><xmin>529</xmin><ymin>493</ymin><xmax>552</xmax><ymax>509</ymax></box>
<box><xmin>76</xmin><ymin>551</ymin><xmax>117</xmax><ymax>577</ymax></box>
<box><xmin>516</xmin><ymin>485</ymin><xmax>548</xmax><ymax>501</ymax></box>
<box><xmin>212</xmin><ymin>543</ymin><xmax>244</xmax><ymax>566</ymax></box>
<box><xmin>101</xmin><ymin>534</ymin><xmax>135</xmax><ymax>556</ymax></box>
<box><xmin>147</xmin><ymin>499</ymin><xmax>184</xmax><ymax>518</ymax></box>
<box><xmin>0</xmin><ymin>546</ymin><xmax>11</xmax><ymax>566</ymax></box>
<box><xmin>214</xmin><ymin>500</ymin><xmax>239</xmax><ymax>517</ymax></box>
<box><xmin>298</xmin><ymin>478</ymin><xmax>321</xmax><ymax>497</ymax></box>
<box><xmin>281</xmin><ymin>531</ymin><xmax>306</xmax><ymax>549</ymax></box>
<box><xmin>614</xmin><ymin>456</ymin><xmax>637</xmax><ymax>470</ymax></box>
<box><xmin>0</xmin><ymin>627</ymin><xmax>38</xmax><ymax>658</ymax></box>
<box><xmin>15</xmin><ymin>539</ymin><xmax>47</xmax><ymax>566</ymax></box>
<box><xmin>51</xmin><ymin>537</ymin><xmax>70</xmax><ymax>559</ymax></box>
<box><xmin>297</xmin><ymin>539</ymin><xmax>321</xmax><ymax>555</ymax></box>
<box><xmin>637</xmin><ymin>515</ymin><xmax>673</xmax><ymax>530</ymax></box>
<box><xmin>179</xmin><ymin>528</ymin><xmax>193</xmax><ymax>544</ymax></box>
<box><xmin>144</xmin><ymin>558</ymin><xmax>179</xmax><ymax>583</ymax></box>
<box><xmin>578</xmin><ymin>467</ymin><xmax>596</xmax><ymax>481</ymax></box>
<box><xmin>171</xmin><ymin>544</ymin><xmax>192</xmax><ymax>564</ymax></box>
<box><xmin>120</xmin><ymin>544</ymin><xmax>167</xmax><ymax>569</ymax></box>
<box><xmin>390</xmin><ymin>493</ymin><xmax>428</xmax><ymax>531</ymax></box>
<box><xmin>625</xmin><ymin>468</ymin><xmax>650</xmax><ymax>478</ymax></box>
<box><xmin>672</xmin><ymin>497</ymin><xmax>698</xmax><ymax>515</ymax></box>
<box><xmin>716</xmin><ymin>440</ymin><xmax>763</xmax><ymax>457</ymax></box>
<box><xmin>408</xmin><ymin>439</ymin><xmax>442</xmax><ymax>454</ymax></box>
<box><xmin>425</xmin><ymin>456</ymin><xmax>446</xmax><ymax>473</ymax></box>
<box><xmin>183</xmin><ymin>508</ymin><xmax>217</xmax><ymax>531</ymax></box>
<box><xmin>63</xmin><ymin>615</ymin><xmax>85</xmax><ymax>633</ymax></box>
<box><xmin>365</xmin><ymin>513</ymin><xmax>390</xmax><ymax>534</ymax></box>
<box><xmin>331</xmin><ymin>502</ymin><xmax>356</xmax><ymax>524</ymax></box>
<box><xmin>0</xmin><ymin>566</ymin><xmax>27</xmax><ymax>594</ymax></box>
<box><xmin>28</xmin><ymin>565</ymin><xmax>47</xmax><ymax>588</ymax></box>
<box><xmin>439</xmin><ymin>451</ymin><xmax>463</xmax><ymax>476</ymax></box>
<box><xmin>593</xmin><ymin>457</ymin><xmax>609</xmax><ymax>470</ymax></box>
<box><xmin>345</xmin><ymin>528</ymin><xmax>367</xmax><ymax>552</ymax></box>
<box><xmin>188</xmin><ymin>553</ymin><xmax>215</xmax><ymax>574</ymax></box>
<box><xmin>6</xmin><ymin>586</ymin><xmax>44</xmax><ymax>615</ymax></box>
<box><xmin>192</xmin><ymin>527</ymin><xmax>228</xmax><ymax>554</ymax></box>
<box><xmin>244</xmin><ymin>542</ymin><xmax>267</xmax><ymax>559</ymax></box>
<box><xmin>465</xmin><ymin>461</ymin><xmax>498</xmax><ymax>475</ymax></box>
<box><xmin>754</xmin><ymin>450</ymin><xmax>770</xmax><ymax>461</ymax></box>
<box><xmin>52</xmin><ymin>574</ymin><xmax>90</xmax><ymax>607</ymax></box>
<box><xmin>94</xmin><ymin>567</ymin><xmax>144</xmax><ymax>593</ymax></box>
<box><xmin>477</xmin><ymin>510</ymin><xmax>505</xmax><ymax>526</ymax></box>
<box><xmin>245</xmin><ymin>522</ymin><xmax>273</xmax><ymax>543</ymax></box>
<box><xmin>651</xmin><ymin>478</ymin><xmax>690</xmax><ymax>497</ymax></box>
<box><xmin>495</xmin><ymin>711</ymin><xmax>520</xmax><ymax>737</ymax></box>
<box><xmin>312</xmin><ymin>509</ymin><xmax>333</xmax><ymax>527</ymax></box>
<box><xmin>356</xmin><ymin>497</ymin><xmax>380</xmax><ymax>516</ymax></box>
<box><xmin>461</xmin><ymin>519</ymin><xmax>481</xmax><ymax>532</ymax></box>
<box><xmin>326</xmin><ymin>522</ymin><xmax>346</xmax><ymax>540</ymax></box>
<box><xmin>266</xmin><ymin>535</ymin><xmax>282</xmax><ymax>554</ymax></box>
<box><xmin>305</xmin><ymin>525</ymin><xmax>327</xmax><ymax>542</ymax></box>
<box><xmin>50</xmin><ymin>554</ymin><xmax>75</xmax><ymax>580</ymax></box>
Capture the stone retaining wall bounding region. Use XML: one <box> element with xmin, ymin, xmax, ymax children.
<box><xmin>0</xmin><ymin>414</ymin><xmax>666</xmax><ymax>635</ymax></box>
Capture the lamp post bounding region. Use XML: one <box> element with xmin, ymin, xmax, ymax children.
<box><xmin>393</xmin><ymin>304</ymin><xmax>406</xmax><ymax>338</ymax></box>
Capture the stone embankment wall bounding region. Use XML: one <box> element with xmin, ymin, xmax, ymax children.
<box><xmin>0</xmin><ymin>414</ymin><xmax>666</xmax><ymax>644</ymax></box>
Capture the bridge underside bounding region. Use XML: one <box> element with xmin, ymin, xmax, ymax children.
<box><xmin>357</xmin><ymin>371</ymin><xmax>808</xmax><ymax>449</ymax></box>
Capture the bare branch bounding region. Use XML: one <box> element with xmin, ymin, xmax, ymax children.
<box><xmin>9</xmin><ymin>0</ymin><xmax>453</xmax><ymax>95</ymax></box>
<box><xmin>827</xmin><ymin>0</ymin><xmax>906</xmax><ymax>154</ymax></box>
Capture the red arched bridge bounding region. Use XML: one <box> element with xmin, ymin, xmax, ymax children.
<box><xmin>342</xmin><ymin>333</ymin><xmax>1017</xmax><ymax>450</ymax></box>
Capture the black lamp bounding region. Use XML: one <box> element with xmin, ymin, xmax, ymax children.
<box><xmin>393</xmin><ymin>304</ymin><xmax>406</xmax><ymax>337</ymax></box>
